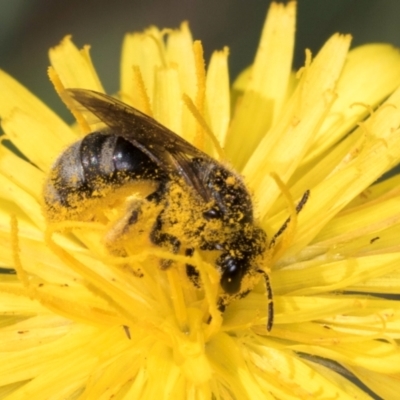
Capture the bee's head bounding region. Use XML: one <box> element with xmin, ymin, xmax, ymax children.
<box><xmin>219</xmin><ymin>254</ymin><xmax>246</xmax><ymax>294</ymax></box>
<box><xmin>217</xmin><ymin>226</ymin><xmax>267</xmax><ymax>295</ymax></box>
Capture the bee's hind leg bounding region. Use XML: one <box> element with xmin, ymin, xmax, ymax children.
<box><xmin>150</xmin><ymin>213</ymin><xmax>181</xmax><ymax>269</ymax></box>
<box><xmin>102</xmin><ymin>198</ymin><xmax>145</xmax><ymax>277</ymax></box>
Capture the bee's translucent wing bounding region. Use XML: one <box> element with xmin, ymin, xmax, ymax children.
<box><xmin>64</xmin><ymin>89</ymin><xmax>215</xmax><ymax>202</ymax></box>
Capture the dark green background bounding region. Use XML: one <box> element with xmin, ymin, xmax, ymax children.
<box><xmin>1</xmin><ymin>0</ymin><xmax>400</xmax><ymax>121</ymax></box>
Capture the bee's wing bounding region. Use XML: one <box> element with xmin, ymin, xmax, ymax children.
<box><xmin>64</xmin><ymin>89</ymin><xmax>214</xmax><ymax>202</ymax></box>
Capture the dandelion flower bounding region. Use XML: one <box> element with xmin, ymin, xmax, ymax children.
<box><xmin>1</xmin><ymin>1</ymin><xmax>400</xmax><ymax>399</ymax></box>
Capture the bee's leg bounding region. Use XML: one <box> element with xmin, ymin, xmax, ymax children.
<box><xmin>184</xmin><ymin>248</ymin><xmax>201</xmax><ymax>287</ymax></box>
<box><xmin>101</xmin><ymin>199</ymin><xmax>145</xmax><ymax>277</ymax></box>
<box><xmin>150</xmin><ymin>213</ymin><xmax>181</xmax><ymax>269</ymax></box>
<box><xmin>217</xmin><ymin>297</ymin><xmax>226</xmax><ymax>313</ymax></box>
<box><xmin>207</xmin><ymin>297</ymin><xmax>225</xmax><ymax>324</ymax></box>
<box><xmin>103</xmin><ymin>198</ymin><xmax>143</xmax><ymax>252</ymax></box>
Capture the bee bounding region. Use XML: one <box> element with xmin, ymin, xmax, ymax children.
<box><xmin>44</xmin><ymin>89</ymin><xmax>274</xmax><ymax>330</ymax></box>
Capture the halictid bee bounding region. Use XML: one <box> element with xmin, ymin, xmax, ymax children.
<box><xmin>44</xmin><ymin>89</ymin><xmax>274</xmax><ymax>330</ymax></box>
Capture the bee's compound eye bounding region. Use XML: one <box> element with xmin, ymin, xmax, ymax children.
<box><xmin>220</xmin><ymin>256</ymin><xmax>243</xmax><ymax>294</ymax></box>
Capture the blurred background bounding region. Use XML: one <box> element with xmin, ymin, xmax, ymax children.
<box><xmin>1</xmin><ymin>0</ymin><xmax>400</xmax><ymax>121</ymax></box>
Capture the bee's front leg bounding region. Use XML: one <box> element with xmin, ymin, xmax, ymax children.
<box><xmin>102</xmin><ymin>198</ymin><xmax>144</xmax><ymax>257</ymax></box>
<box><xmin>184</xmin><ymin>248</ymin><xmax>201</xmax><ymax>287</ymax></box>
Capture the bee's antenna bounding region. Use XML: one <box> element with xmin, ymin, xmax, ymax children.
<box><xmin>269</xmin><ymin>189</ymin><xmax>310</xmax><ymax>249</ymax></box>
<box><xmin>258</xmin><ymin>269</ymin><xmax>274</xmax><ymax>331</ymax></box>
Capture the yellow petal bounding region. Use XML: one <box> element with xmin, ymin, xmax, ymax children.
<box><xmin>291</xmin><ymin>136</ymin><xmax>400</xmax><ymax>256</ymax></box>
<box><xmin>205</xmin><ymin>47</ymin><xmax>230</xmax><ymax>147</ymax></box>
<box><xmin>153</xmin><ymin>67</ymin><xmax>183</xmax><ymax>136</ymax></box>
<box><xmin>273</xmin><ymin>253</ymin><xmax>400</xmax><ymax>296</ymax></box>
<box><xmin>0</xmin><ymin>173</ymin><xmax>44</xmax><ymax>229</ymax></box>
<box><xmin>349</xmin><ymin>367</ymin><xmax>400</xmax><ymax>400</ymax></box>
<box><xmin>247</xmin><ymin>33</ymin><xmax>352</xmax><ymax>218</ymax></box>
<box><xmin>0</xmin><ymin>146</ymin><xmax>43</xmax><ymax>202</ymax></box>
<box><xmin>166</xmin><ymin>23</ymin><xmax>196</xmax><ymax>101</ymax></box>
<box><xmin>120</xmin><ymin>27</ymin><xmax>164</xmax><ymax>108</ymax></box>
<box><xmin>349</xmin><ymin>268</ymin><xmax>400</xmax><ymax>295</ymax></box>
<box><xmin>292</xmin><ymin>340</ymin><xmax>400</xmax><ymax>374</ymax></box>
<box><xmin>226</xmin><ymin>2</ymin><xmax>296</xmax><ymax>169</ymax></box>
<box><xmin>207</xmin><ymin>332</ymin><xmax>271</xmax><ymax>399</ymax></box>
<box><xmin>314</xmin><ymin>192</ymin><xmax>400</xmax><ymax>246</ymax></box>
<box><xmin>0</xmin><ymin>71</ymin><xmax>76</xmax><ymax>169</ymax></box>
<box><xmin>248</xmin><ymin>344</ymin><xmax>369</xmax><ymax>399</ymax></box>
<box><xmin>49</xmin><ymin>36</ymin><xmax>104</xmax><ymax>91</ymax></box>
<box><xmin>302</xmin><ymin>358</ymin><xmax>375</xmax><ymax>400</ymax></box>
<box><xmin>305</xmin><ymin>44</ymin><xmax>400</xmax><ymax>164</ymax></box>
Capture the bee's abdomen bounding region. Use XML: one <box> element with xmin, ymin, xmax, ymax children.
<box><xmin>44</xmin><ymin>131</ymin><xmax>165</xmax><ymax>211</ymax></box>
<box><xmin>80</xmin><ymin>132</ymin><xmax>161</xmax><ymax>184</ymax></box>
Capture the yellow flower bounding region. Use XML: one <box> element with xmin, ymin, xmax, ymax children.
<box><xmin>1</xmin><ymin>1</ymin><xmax>400</xmax><ymax>398</ymax></box>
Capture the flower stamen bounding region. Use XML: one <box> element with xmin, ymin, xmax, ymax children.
<box><xmin>182</xmin><ymin>93</ymin><xmax>225</xmax><ymax>160</ymax></box>
<box><xmin>48</xmin><ymin>66</ymin><xmax>91</xmax><ymax>134</ymax></box>
<box><xmin>130</xmin><ymin>65</ymin><xmax>153</xmax><ymax>116</ymax></box>
<box><xmin>167</xmin><ymin>267</ymin><xmax>189</xmax><ymax>331</ymax></box>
